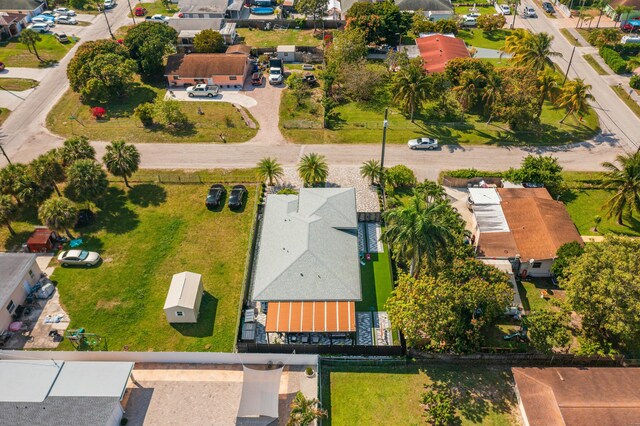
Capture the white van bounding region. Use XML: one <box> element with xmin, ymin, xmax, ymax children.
<box><xmin>30</xmin><ymin>23</ymin><xmax>51</xmax><ymax>33</ymax></box>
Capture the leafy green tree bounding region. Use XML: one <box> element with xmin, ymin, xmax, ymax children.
<box><xmin>360</xmin><ymin>159</ymin><xmax>383</xmax><ymax>185</ymax></box>
<box><xmin>193</xmin><ymin>29</ymin><xmax>226</xmax><ymax>53</ymax></box>
<box><xmin>286</xmin><ymin>73</ymin><xmax>310</xmax><ymax>107</ymax></box>
<box><xmin>502</xmin><ymin>30</ymin><xmax>561</xmax><ymax>72</ymax></box>
<box><xmin>326</xmin><ymin>27</ymin><xmax>367</xmax><ymax>67</ymax></box>
<box><xmin>134</xmin><ymin>102</ymin><xmax>155</xmax><ymax>127</ymax></box>
<box><xmin>257</xmin><ymin>157</ymin><xmax>284</xmax><ymax>186</ymax></box>
<box><xmin>421</xmin><ymin>383</ymin><xmax>456</xmax><ymax>426</ymax></box>
<box><xmin>493</xmin><ymin>66</ymin><xmax>540</xmax><ymax>131</ymax></box>
<box><xmin>504</xmin><ymin>155</ymin><xmax>563</xmax><ymax>195</ymax></box>
<box><xmin>414</xmin><ymin>180</ymin><xmax>446</xmax><ymax>204</ymax></box>
<box><xmin>551</xmin><ymin>241</ymin><xmax>585</xmax><ymax>280</ymax></box>
<box><xmin>536</xmin><ymin>68</ymin><xmax>559</xmax><ymax>118</ymax></box>
<box><xmin>66</xmin><ymin>159</ymin><xmax>109</xmax><ymax>205</ymax></box>
<box><xmin>29</xmin><ymin>151</ymin><xmax>65</xmax><ymax>196</ymax></box>
<box><xmin>557</xmin><ymin>78</ymin><xmax>594</xmax><ymax>124</ymax></box>
<box><xmin>61</xmin><ymin>136</ymin><xmax>96</xmax><ymax>166</ymax></box>
<box><xmin>0</xmin><ymin>194</ymin><xmax>17</xmax><ymax>236</ymax></box>
<box><xmin>563</xmin><ymin>237</ymin><xmax>640</xmax><ymax>353</ymax></box>
<box><xmin>455</xmin><ymin>69</ymin><xmax>486</xmax><ymax>113</ymax></box>
<box><xmin>386</xmin><ymin>259</ymin><xmax>512</xmax><ymax>350</ymax></box>
<box><xmin>346</xmin><ymin>1</ymin><xmax>411</xmax><ymax>45</ymax></box>
<box><xmin>154</xmin><ymin>99</ymin><xmax>190</xmax><ymax>129</ymax></box>
<box><xmin>445</xmin><ymin>58</ymin><xmax>494</xmax><ymax>87</ymax></box>
<box><xmin>391</xmin><ymin>58</ymin><xmax>429</xmax><ymax>121</ymax></box>
<box><xmin>601</xmin><ymin>151</ymin><xmax>640</xmax><ymax>225</ymax></box>
<box><xmin>385</xmin><ymin>164</ymin><xmax>416</xmax><ymax>188</ymax></box>
<box><xmin>286</xmin><ymin>391</ymin><xmax>327</xmax><ymax>426</ymax></box>
<box><xmin>297</xmin><ymin>153</ymin><xmax>328</xmax><ymax>187</ymax></box>
<box><xmin>102</xmin><ymin>140</ymin><xmax>140</xmax><ymax>188</ymax></box>
<box><xmin>124</xmin><ymin>22</ymin><xmax>177</xmax><ymax>74</ymax></box>
<box><xmin>38</xmin><ymin>197</ymin><xmax>78</xmax><ymax>238</ymax></box>
<box><xmin>587</xmin><ymin>28</ymin><xmax>621</xmax><ymax>46</ymax></box>
<box><xmin>477</xmin><ymin>13</ymin><xmax>506</xmax><ymax>32</ymax></box>
<box><xmin>295</xmin><ymin>0</ymin><xmax>327</xmax><ymax>30</ymax></box>
<box><xmin>481</xmin><ymin>72</ymin><xmax>502</xmax><ymax>123</ymax></box>
<box><xmin>339</xmin><ymin>59</ymin><xmax>386</xmax><ymax>102</ymax></box>
<box><xmin>524</xmin><ymin>310</ymin><xmax>572</xmax><ymax>353</ymax></box>
<box><xmin>19</xmin><ymin>29</ymin><xmax>43</xmax><ymax>62</ymax></box>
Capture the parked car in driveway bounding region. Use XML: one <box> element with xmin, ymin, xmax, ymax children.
<box><xmin>461</xmin><ymin>16</ymin><xmax>478</xmax><ymax>27</ymax></box>
<box><xmin>408</xmin><ymin>137</ymin><xmax>439</xmax><ymax>150</ymax></box>
<box><xmin>53</xmin><ymin>7</ymin><xmax>76</xmax><ymax>16</ymax></box>
<box><xmin>186</xmin><ymin>83</ymin><xmax>220</xmax><ymax>97</ymax></box>
<box><xmin>542</xmin><ymin>2</ymin><xmax>555</xmax><ymax>13</ymax></box>
<box><xmin>145</xmin><ymin>14</ymin><xmax>169</xmax><ymax>23</ymax></box>
<box><xmin>228</xmin><ymin>185</ymin><xmax>246</xmax><ymax>209</ymax></box>
<box><xmin>56</xmin><ymin>16</ymin><xmax>77</xmax><ymax>24</ymax></box>
<box><xmin>251</xmin><ymin>72</ymin><xmax>264</xmax><ymax>85</ymax></box>
<box><xmin>103</xmin><ymin>0</ymin><xmax>116</xmax><ymax>9</ymax></box>
<box><xmin>31</xmin><ymin>16</ymin><xmax>52</xmax><ymax>24</ymax></box>
<box><xmin>54</xmin><ymin>32</ymin><xmax>69</xmax><ymax>43</ymax></box>
<box><xmin>206</xmin><ymin>184</ymin><xmax>226</xmax><ymax>209</ymax></box>
<box><xmin>134</xmin><ymin>6</ymin><xmax>147</xmax><ymax>15</ymax></box>
<box><xmin>30</xmin><ymin>23</ymin><xmax>51</xmax><ymax>33</ymax></box>
<box><xmin>302</xmin><ymin>64</ymin><xmax>315</xmax><ymax>70</ymax></box>
<box><xmin>35</xmin><ymin>13</ymin><xmax>56</xmax><ymax>21</ymax></box>
<box><xmin>57</xmin><ymin>250</ymin><xmax>101</xmax><ymax>267</ymax></box>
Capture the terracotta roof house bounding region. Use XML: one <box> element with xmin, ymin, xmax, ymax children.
<box><xmin>226</xmin><ymin>44</ymin><xmax>252</xmax><ymax>55</ymax></box>
<box><xmin>164</xmin><ymin>53</ymin><xmax>251</xmax><ymax>88</ymax></box>
<box><xmin>415</xmin><ymin>34</ymin><xmax>470</xmax><ymax>73</ymax></box>
<box><xmin>469</xmin><ymin>187</ymin><xmax>583</xmax><ymax>277</ymax></box>
<box><xmin>512</xmin><ymin>367</ymin><xmax>640</xmax><ymax>425</ymax></box>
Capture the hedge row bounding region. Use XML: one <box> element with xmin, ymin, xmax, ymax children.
<box><xmin>631</xmin><ymin>75</ymin><xmax>640</xmax><ymax>90</ymax></box>
<box><xmin>611</xmin><ymin>43</ymin><xmax>640</xmax><ymax>56</ymax></box>
<box><xmin>599</xmin><ymin>46</ymin><xmax>629</xmax><ymax>74</ymax></box>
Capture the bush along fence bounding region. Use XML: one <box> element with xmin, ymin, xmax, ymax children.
<box><xmin>599</xmin><ymin>46</ymin><xmax>629</xmax><ymax>74</ymax></box>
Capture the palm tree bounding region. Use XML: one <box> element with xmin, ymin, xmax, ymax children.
<box><xmin>0</xmin><ymin>194</ymin><xmax>17</xmax><ymax>236</ymax></box>
<box><xmin>102</xmin><ymin>140</ymin><xmax>140</xmax><ymax>188</ymax></box>
<box><xmin>601</xmin><ymin>152</ymin><xmax>640</xmax><ymax>225</ymax></box>
<box><xmin>19</xmin><ymin>29</ymin><xmax>42</xmax><ymax>62</ymax></box>
<box><xmin>557</xmin><ymin>78</ymin><xmax>594</xmax><ymax>123</ymax></box>
<box><xmin>29</xmin><ymin>151</ymin><xmax>65</xmax><ymax>196</ymax></box>
<box><xmin>594</xmin><ymin>0</ymin><xmax>610</xmax><ymax>28</ymax></box>
<box><xmin>391</xmin><ymin>60</ymin><xmax>430</xmax><ymax>122</ymax></box>
<box><xmin>257</xmin><ymin>157</ymin><xmax>284</xmax><ymax>186</ymax></box>
<box><xmin>502</xmin><ymin>28</ymin><xmax>529</xmax><ymax>57</ymax></box>
<box><xmin>456</xmin><ymin>70</ymin><xmax>485</xmax><ymax>114</ymax></box>
<box><xmin>414</xmin><ymin>180</ymin><xmax>446</xmax><ymax>204</ymax></box>
<box><xmin>536</xmin><ymin>69</ymin><xmax>559</xmax><ymax>118</ymax></box>
<box><xmin>286</xmin><ymin>391</ymin><xmax>327</xmax><ymax>426</ymax></box>
<box><xmin>66</xmin><ymin>159</ymin><xmax>109</xmax><ymax>205</ymax></box>
<box><xmin>360</xmin><ymin>159</ymin><xmax>383</xmax><ymax>185</ymax></box>
<box><xmin>512</xmin><ymin>32</ymin><xmax>562</xmax><ymax>72</ymax></box>
<box><xmin>583</xmin><ymin>14</ymin><xmax>594</xmax><ymax>29</ymax></box>
<box><xmin>0</xmin><ymin>163</ymin><xmax>42</xmax><ymax>206</ymax></box>
<box><xmin>38</xmin><ymin>197</ymin><xmax>78</xmax><ymax>239</ymax></box>
<box><xmin>382</xmin><ymin>195</ymin><xmax>461</xmax><ymax>276</ymax></box>
<box><xmin>481</xmin><ymin>72</ymin><xmax>502</xmax><ymax>124</ymax></box>
<box><xmin>61</xmin><ymin>136</ymin><xmax>96</xmax><ymax>167</ymax></box>
<box><xmin>297</xmin><ymin>153</ymin><xmax>328</xmax><ymax>187</ymax></box>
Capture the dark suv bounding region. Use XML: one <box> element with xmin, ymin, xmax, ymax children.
<box><xmin>542</xmin><ymin>2</ymin><xmax>554</xmax><ymax>13</ymax></box>
<box><xmin>228</xmin><ymin>185</ymin><xmax>247</xmax><ymax>209</ymax></box>
<box><xmin>206</xmin><ymin>184</ymin><xmax>226</xmax><ymax>209</ymax></box>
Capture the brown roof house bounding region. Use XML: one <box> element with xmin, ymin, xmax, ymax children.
<box><xmin>605</xmin><ymin>0</ymin><xmax>640</xmax><ymax>19</ymax></box>
<box><xmin>468</xmin><ymin>187</ymin><xmax>582</xmax><ymax>277</ymax></box>
<box><xmin>512</xmin><ymin>367</ymin><xmax>640</xmax><ymax>426</ymax></box>
<box><xmin>164</xmin><ymin>53</ymin><xmax>251</xmax><ymax>88</ymax></box>
<box><xmin>415</xmin><ymin>34</ymin><xmax>470</xmax><ymax>73</ymax></box>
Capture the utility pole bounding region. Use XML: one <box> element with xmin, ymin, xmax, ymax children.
<box><xmin>380</xmin><ymin>108</ymin><xmax>388</xmax><ymax>209</ymax></box>
<box><xmin>511</xmin><ymin>0</ymin><xmax>518</xmax><ymax>29</ymax></box>
<box><xmin>100</xmin><ymin>3</ymin><xmax>115</xmax><ymax>39</ymax></box>
<box><xmin>127</xmin><ymin>0</ymin><xmax>136</xmax><ymax>24</ymax></box>
<box><xmin>0</xmin><ymin>143</ymin><xmax>11</xmax><ymax>165</ymax></box>
<box><xmin>562</xmin><ymin>41</ymin><xmax>577</xmax><ymax>86</ymax></box>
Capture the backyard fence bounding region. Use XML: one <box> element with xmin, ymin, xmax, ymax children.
<box><xmin>237</xmin><ymin>343</ymin><xmax>405</xmax><ymax>356</ymax></box>
<box><xmin>108</xmin><ymin>173</ymin><xmax>260</xmax><ymax>185</ymax></box>
<box><xmin>230</xmin><ymin>19</ymin><xmax>345</xmax><ymax>30</ymax></box>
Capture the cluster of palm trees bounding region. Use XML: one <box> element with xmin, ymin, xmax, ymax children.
<box><xmin>257</xmin><ymin>153</ymin><xmax>329</xmax><ymax>188</ymax></box>
<box><xmin>0</xmin><ymin>137</ymin><xmax>140</xmax><ymax>238</ymax></box>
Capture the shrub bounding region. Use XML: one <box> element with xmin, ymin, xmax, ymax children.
<box><xmin>421</xmin><ymin>383</ymin><xmax>457</xmax><ymax>425</ymax></box>
<box><xmin>630</xmin><ymin>74</ymin><xmax>640</xmax><ymax>90</ymax></box>
<box><xmin>90</xmin><ymin>106</ymin><xmax>106</xmax><ymax>119</ymax></box>
<box><xmin>134</xmin><ymin>102</ymin><xmax>155</xmax><ymax>127</ymax></box>
<box><xmin>446</xmin><ymin>168</ymin><xmax>503</xmax><ymax>179</ymax></box>
<box><xmin>277</xmin><ymin>187</ymin><xmax>298</xmax><ymax>195</ymax></box>
<box><xmin>599</xmin><ymin>46</ymin><xmax>628</xmax><ymax>74</ymax></box>
<box><xmin>385</xmin><ymin>165</ymin><xmax>416</xmax><ymax>188</ymax></box>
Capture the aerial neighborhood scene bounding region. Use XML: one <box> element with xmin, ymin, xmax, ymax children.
<box><xmin>2</xmin><ymin>0</ymin><xmax>640</xmax><ymax>421</ymax></box>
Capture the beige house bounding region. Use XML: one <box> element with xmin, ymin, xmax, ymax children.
<box><xmin>164</xmin><ymin>53</ymin><xmax>251</xmax><ymax>88</ymax></box>
<box><xmin>163</xmin><ymin>271</ymin><xmax>203</xmax><ymax>323</ymax></box>
<box><xmin>0</xmin><ymin>253</ymin><xmax>41</xmax><ymax>331</ymax></box>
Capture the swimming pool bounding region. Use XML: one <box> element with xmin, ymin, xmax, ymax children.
<box><xmin>251</xmin><ymin>6</ymin><xmax>274</xmax><ymax>14</ymax></box>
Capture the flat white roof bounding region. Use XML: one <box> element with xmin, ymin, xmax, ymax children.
<box><xmin>49</xmin><ymin>361</ymin><xmax>134</xmax><ymax>398</ymax></box>
<box><xmin>468</xmin><ymin>188</ymin><xmax>501</xmax><ymax>205</ymax></box>
<box><xmin>473</xmin><ymin>204</ymin><xmax>510</xmax><ymax>233</ymax></box>
<box><xmin>0</xmin><ymin>360</ymin><xmax>61</xmax><ymax>402</ymax></box>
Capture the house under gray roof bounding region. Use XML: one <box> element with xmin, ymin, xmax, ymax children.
<box><xmin>179</xmin><ymin>0</ymin><xmax>231</xmax><ymax>14</ymax></box>
<box><xmin>0</xmin><ymin>0</ymin><xmax>43</xmax><ymax>11</ymax></box>
<box><xmin>252</xmin><ymin>188</ymin><xmax>361</xmax><ymax>302</ymax></box>
<box><xmin>0</xmin><ymin>253</ymin><xmax>37</xmax><ymax>307</ymax></box>
<box><xmin>168</xmin><ymin>17</ymin><xmax>224</xmax><ymax>32</ymax></box>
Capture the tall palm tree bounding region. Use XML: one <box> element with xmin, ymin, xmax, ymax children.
<box><xmin>286</xmin><ymin>391</ymin><xmax>327</xmax><ymax>426</ymax></box>
<box><xmin>0</xmin><ymin>194</ymin><xmax>17</xmax><ymax>236</ymax></box>
<box><xmin>481</xmin><ymin>72</ymin><xmax>502</xmax><ymax>124</ymax></box>
<box><xmin>382</xmin><ymin>195</ymin><xmax>461</xmax><ymax>276</ymax></box>
<box><xmin>61</xmin><ymin>136</ymin><xmax>96</xmax><ymax>167</ymax></box>
<box><xmin>297</xmin><ymin>153</ymin><xmax>328</xmax><ymax>187</ymax></box>
<box><xmin>391</xmin><ymin>60</ymin><xmax>430</xmax><ymax>122</ymax></box>
<box><xmin>536</xmin><ymin>69</ymin><xmax>559</xmax><ymax>118</ymax></box>
<box><xmin>456</xmin><ymin>70</ymin><xmax>485</xmax><ymax>114</ymax></box>
<box><xmin>29</xmin><ymin>151</ymin><xmax>65</xmax><ymax>196</ymax></box>
<box><xmin>502</xmin><ymin>28</ymin><xmax>529</xmax><ymax>57</ymax></box>
<box><xmin>257</xmin><ymin>157</ymin><xmax>284</xmax><ymax>186</ymax></box>
<box><xmin>601</xmin><ymin>152</ymin><xmax>640</xmax><ymax>225</ymax></box>
<box><xmin>19</xmin><ymin>29</ymin><xmax>42</xmax><ymax>62</ymax></box>
<box><xmin>557</xmin><ymin>78</ymin><xmax>594</xmax><ymax>123</ymax></box>
<box><xmin>102</xmin><ymin>139</ymin><xmax>140</xmax><ymax>188</ymax></box>
<box><xmin>360</xmin><ymin>159</ymin><xmax>383</xmax><ymax>185</ymax></box>
<box><xmin>414</xmin><ymin>180</ymin><xmax>446</xmax><ymax>204</ymax></box>
<box><xmin>505</xmin><ymin>31</ymin><xmax>562</xmax><ymax>72</ymax></box>
<box><xmin>38</xmin><ymin>197</ymin><xmax>78</xmax><ymax>239</ymax></box>
<box><xmin>66</xmin><ymin>159</ymin><xmax>109</xmax><ymax>205</ymax></box>
<box><xmin>594</xmin><ymin>0</ymin><xmax>610</xmax><ymax>28</ymax></box>
<box><xmin>0</xmin><ymin>163</ymin><xmax>27</xmax><ymax>205</ymax></box>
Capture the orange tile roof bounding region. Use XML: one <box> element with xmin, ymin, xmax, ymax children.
<box><xmin>415</xmin><ymin>34</ymin><xmax>470</xmax><ymax>73</ymax></box>
<box><xmin>476</xmin><ymin>232</ymin><xmax>519</xmax><ymax>258</ymax></box>
<box><xmin>265</xmin><ymin>301</ymin><xmax>356</xmax><ymax>333</ymax></box>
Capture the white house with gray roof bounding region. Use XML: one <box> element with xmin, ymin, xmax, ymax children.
<box><xmin>0</xmin><ymin>253</ymin><xmax>41</xmax><ymax>332</ymax></box>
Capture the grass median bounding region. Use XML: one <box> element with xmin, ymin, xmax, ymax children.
<box><xmin>583</xmin><ymin>54</ymin><xmax>608</xmax><ymax>75</ymax></box>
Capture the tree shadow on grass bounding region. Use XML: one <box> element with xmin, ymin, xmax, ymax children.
<box><xmin>98</xmin><ymin>83</ymin><xmax>159</xmax><ymax>120</ymax></box>
<box><xmin>171</xmin><ymin>292</ymin><xmax>217</xmax><ymax>337</ymax></box>
<box><xmin>128</xmin><ymin>184</ymin><xmax>167</xmax><ymax>207</ymax></box>
<box><xmin>4</xmin><ymin>230</ymin><xmax>33</xmax><ymax>251</ymax></box>
<box><xmin>95</xmin><ymin>187</ymin><xmax>140</xmax><ymax>235</ymax></box>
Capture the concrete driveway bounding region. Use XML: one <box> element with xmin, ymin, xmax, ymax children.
<box><xmin>167</xmin><ymin>88</ymin><xmax>257</xmax><ymax>108</ymax></box>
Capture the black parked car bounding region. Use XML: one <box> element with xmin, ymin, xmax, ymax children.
<box><xmin>228</xmin><ymin>185</ymin><xmax>247</xmax><ymax>209</ymax></box>
<box><xmin>206</xmin><ymin>184</ymin><xmax>226</xmax><ymax>209</ymax></box>
<box><xmin>541</xmin><ymin>2</ymin><xmax>555</xmax><ymax>13</ymax></box>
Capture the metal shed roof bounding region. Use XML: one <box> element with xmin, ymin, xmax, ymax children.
<box><xmin>468</xmin><ymin>188</ymin><xmax>501</xmax><ymax>205</ymax></box>
<box><xmin>473</xmin><ymin>204</ymin><xmax>510</xmax><ymax>233</ymax></box>
<box><xmin>164</xmin><ymin>271</ymin><xmax>202</xmax><ymax>309</ymax></box>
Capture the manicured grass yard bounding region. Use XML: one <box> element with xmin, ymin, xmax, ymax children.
<box><xmin>612</xmin><ymin>84</ymin><xmax>640</xmax><ymax>119</ymax></box>
<box><xmin>454</xmin><ymin>5</ymin><xmax>496</xmax><ymax>16</ymax></box>
<box><xmin>559</xmin><ymin>28</ymin><xmax>582</xmax><ymax>46</ymax></box>
<box><xmin>357</xmin><ymin>249</ymin><xmax>393</xmax><ymax>312</ymax></box>
<box><xmin>237</xmin><ymin>28</ymin><xmax>326</xmax><ymax>48</ymax></box>
<box><xmin>458</xmin><ymin>29</ymin><xmax>509</xmax><ymax>50</ymax></box>
<box><xmin>517</xmin><ymin>279</ymin><xmax>563</xmax><ymax>313</ymax></box>
<box><xmin>47</xmin><ymin>180</ymin><xmax>257</xmax><ymax>352</ymax></box>
<box><xmin>583</xmin><ymin>54</ymin><xmax>608</xmax><ymax>75</ymax></box>
<box><xmin>0</xmin><ymin>77</ymin><xmax>39</xmax><ymax>91</ymax></box>
<box><xmin>46</xmin><ymin>85</ymin><xmax>258</xmax><ymax>143</ymax></box>
<box><xmin>322</xmin><ymin>364</ymin><xmax>520</xmax><ymax>425</ymax></box>
<box><xmin>131</xmin><ymin>0</ymin><xmax>178</xmax><ymax>17</ymax></box>
<box><xmin>0</xmin><ymin>35</ymin><xmax>76</xmax><ymax>68</ymax></box>
<box><xmin>564</xmin><ymin>189</ymin><xmax>640</xmax><ymax>236</ymax></box>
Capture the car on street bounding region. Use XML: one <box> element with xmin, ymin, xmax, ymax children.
<box><xmin>206</xmin><ymin>184</ymin><xmax>226</xmax><ymax>209</ymax></box>
<box><xmin>103</xmin><ymin>0</ymin><xmax>116</xmax><ymax>9</ymax></box>
<box><xmin>186</xmin><ymin>83</ymin><xmax>220</xmax><ymax>97</ymax></box>
<box><xmin>408</xmin><ymin>137</ymin><xmax>439</xmax><ymax>150</ymax></box>
<box><xmin>57</xmin><ymin>250</ymin><xmax>101</xmax><ymax>267</ymax></box>
<box><xmin>145</xmin><ymin>14</ymin><xmax>169</xmax><ymax>23</ymax></box>
<box><xmin>54</xmin><ymin>32</ymin><xmax>70</xmax><ymax>42</ymax></box>
<box><xmin>56</xmin><ymin>15</ymin><xmax>77</xmax><ymax>24</ymax></box>
<box><xmin>498</xmin><ymin>4</ymin><xmax>511</xmax><ymax>14</ymax></box>
<box><xmin>30</xmin><ymin>23</ymin><xmax>51</xmax><ymax>32</ymax></box>
<box><xmin>541</xmin><ymin>2</ymin><xmax>555</xmax><ymax>13</ymax></box>
<box><xmin>523</xmin><ymin>6</ymin><xmax>536</xmax><ymax>17</ymax></box>
<box><xmin>134</xmin><ymin>6</ymin><xmax>147</xmax><ymax>15</ymax></box>
<box><xmin>228</xmin><ymin>185</ymin><xmax>247</xmax><ymax>209</ymax></box>
<box><xmin>53</xmin><ymin>7</ymin><xmax>76</xmax><ymax>16</ymax></box>
<box><xmin>251</xmin><ymin>72</ymin><xmax>264</xmax><ymax>85</ymax></box>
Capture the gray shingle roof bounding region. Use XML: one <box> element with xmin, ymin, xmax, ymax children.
<box><xmin>0</xmin><ymin>396</ymin><xmax>121</xmax><ymax>426</ymax></box>
<box><xmin>0</xmin><ymin>253</ymin><xmax>37</xmax><ymax>307</ymax></box>
<box><xmin>252</xmin><ymin>188</ymin><xmax>361</xmax><ymax>302</ymax></box>
<box><xmin>0</xmin><ymin>0</ymin><xmax>43</xmax><ymax>11</ymax></box>
<box><xmin>179</xmin><ymin>0</ymin><xmax>230</xmax><ymax>14</ymax></box>
<box><xmin>168</xmin><ymin>17</ymin><xmax>224</xmax><ymax>32</ymax></box>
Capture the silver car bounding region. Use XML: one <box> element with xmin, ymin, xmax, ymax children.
<box><xmin>57</xmin><ymin>250</ymin><xmax>101</xmax><ymax>267</ymax></box>
<box><xmin>408</xmin><ymin>137</ymin><xmax>439</xmax><ymax>150</ymax></box>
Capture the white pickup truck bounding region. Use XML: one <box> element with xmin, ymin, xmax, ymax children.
<box><xmin>186</xmin><ymin>84</ymin><xmax>220</xmax><ymax>97</ymax></box>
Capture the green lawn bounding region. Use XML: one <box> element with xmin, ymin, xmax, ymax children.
<box><xmin>612</xmin><ymin>85</ymin><xmax>640</xmax><ymax>119</ymax></box>
<box><xmin>583</xmin><ymin>54</ymin><xmax>608</xmax><ymax>75</ymax></box>
<box><xmin>459</xmin><ymin>29</ymin><xmax>509</xmax><ymax>50</ymax></box>
<box><xmin>280</xmin><ymin>90</ymin><xmax>600</xmax><ymax>146</ymax></box>
<box><xmin>454</xmin><ymin>5</ymin><xmax>496</xmax><ymax>15</ymax></box>
<box><xmin>47</xmin><ymin>180</ymin><xmax>257</xmax><ymax>352</ymax></box>
<box><xmin>237</xmin><ymin>28</ymin><xmax>325</xmax><ymax>48</ymax></box>
<box><xmin>322</xmin><ymin>364</ymin><xmax>519</xmax><ymax>426</ymax></box>
<box><xmin>46</xmin><ymin>85</ymin><xmax>258</xmax><ymax>143</ymax></box>
<box><xmin>357</xmin><ymin>248</ymin><xmax>394</xmax><ymax>312</ymax></box>
<box><xmin>131</xmin><ymin>0</ymin><xmax>178</xmax><ymax>17</ymax></box>
<box><xmin>483</xmin><ymin>320</ymin><xmax>530</xmax><ymax>351</ymax></box>
<box><xmin>559</xmin><ymin>28</ymin><xmax>582</xmax><ymax>46</ymax></box>
<box><xmin>0</xmin><ymin>35</ymin><xmax>76</xmax><ymax>67</ymax></box>
<box><xmin>517</xmin><ymin>279</ymin><xmax>562</xmax><ymax>313</ymax></box>
<box><xmin>564</xmin><ymin>188</ymin><xmax>640</xmax><ymax>236</ymax></box>
<box><xmin>0</xmin><ymin>78</ymin><xmax>39</xmax><ymax>91</ymax></box>
<box><xmin>0</xmin><ymin>108</ymin><xmax>9</xmax><ymax>127</ymax></box>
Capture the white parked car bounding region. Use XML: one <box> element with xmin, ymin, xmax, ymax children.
<box><xmin>56</xmin><ymin>15</ymin><xmax>78</xmax><ymax>24</ymax></box>
<box><xmin>53</xmin><ymin>7</ymin><xmax>76</xmax><ymax>16</ymax></box>
<box><xmin>30</xmin><ymin>23</ymin><xmax>51</xmax><ymax>32</ymax></box>
<box><xmin>40</xmin><ymin>10</ymin><xmax>56</xmax><ymax>17</ymax></box>
<box><xmin>31</xmin><ymin>16</ymin><xmax>50</xmax><ymax>24</ymax></box>
<box><xmin>523</xmin><ymin>6</ymin><xmax>537</xmax><ymax>17</ymax></box>
<box><xmin>145</xmin><ymin>14</ymin><xmax>169</xmax><ymax>23</ymax></box>
<box><xmin>408</xmin><ymin>137</ymin><xmax>439</xmax><ymax>150</ymax></box>
<box><xmin>57</xmin><ymin>250</ymin><xmax>101</xmax><ymax>267</ymax></box>
<box><xmin>103</xmin><ymin>0</ymin><xmax>116</xmax><ymax>9</ymax></box>
<box><xmin>498</xmin><ymin>4</ymin><xmax>511</xmax><ymax>14</ymax></box>
<box><xmin>186</xmin><ymin>83</ymin><xmax>220</xmax><ymax>97</ymax></box>
<box><xmin>461</xmin><ymin>16</ymin><xmax>478</xmax><ymax>27</ymax></box>
<box><xmin>464</xmin><ymin>12</ymin><xmax>481</xmax><ymax>18</ymax></box>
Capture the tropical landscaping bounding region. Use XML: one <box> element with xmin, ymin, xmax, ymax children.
<box><xmin>0</xmin><ymin>32</ymin><xmax>76</xmax><ymax>68</ymax></box>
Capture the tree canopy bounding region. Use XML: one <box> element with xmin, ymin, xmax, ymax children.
<box><xmin>193</xmin><ymin>29</ymin><xmax>226</xmax><ymax>53</ymax></box>
<box><xmin>504</xmin><ymin>154</ymin><xmax>563</xmax><ymax>195</ymax></box>
<box><xmin>66</xmin><ymin>159</ymin><xmax>109</xmax><ymax>205</ymax></box>
<box><xmin>124</xmin><ymin>22</ymin><xmax>177</xmax><ymax>74</ymax></box>
<box><xmin>346</xmin><ymin>1</ymin><xmax>411</xmax><ymax>45</ymax></box>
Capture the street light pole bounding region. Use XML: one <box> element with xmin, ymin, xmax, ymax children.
<box><xmin>127</xmin><ymin>0</ymin><xmax>136</xmax><ymax>24</ymax></box>
<box><xmin>511</xmin><ymin>0</ymin><xmax>517</xmax><ymax>29</ymax></box>
<box><xmin>562</xmin><ymin>42</ymin><xmax>577</xmax><ymax>86</ymax></box>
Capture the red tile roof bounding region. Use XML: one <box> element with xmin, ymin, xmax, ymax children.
<box><xmin>415</xmin><ymin>34</ymin><xmax>470</xmax><ymax>73</ymax></box>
